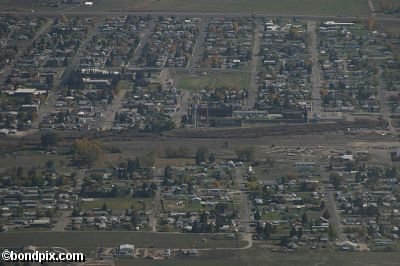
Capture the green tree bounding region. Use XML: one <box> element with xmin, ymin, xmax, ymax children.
<box><xmin>290</xmin><ymin>226</ymin><xmax>297</xmax><ymax>237</ymax></box>
<box><xmin>235</xmin><ymin>145</ymin><xmax>256</xmax><ymax>162</ymax></box>
<box><xmin>164</xmin><ymin>165</ymin><xmax>173</xmax><ymax>179</ymax></box>
<box><xmin>302</xmin><ymin>212</ymin><xmax>308</xmax><ymax>225</ymax></box>
<box><xmin>195</xmin><ymin>146</ymin><xmax>208</xmax><ymax>165</ymax></box>
<box><xmin>140</xmin><ymin>151</ymin><xmax>156</xmax><ymax>170</ymax></box>
<box><xmin>280</xmin><ymin>236</ymin><xmax>290</xmax><ymax>246</ymax></box>
<box><xmin>322</xmin><ymin>209</ymin><xmax>330</xmax><ymax>220</ymax></box>
<box><xmin>45</xmin><ymin>160</ymin><xmax>55</xmax><ymax>172</ymax></box>
<box><xmin>264</xmin><ymin>222</ymin><xmax>272</xmax><ymax>239</ymax></box>
<box><xmin>72</xmin><ymin>138</ymin><xmax>103</xmax><ymax>166</ymax></box>
<box><xmin>209</xmin><ymin>153</ymin><xmax>216</xmax><ymax>163</ymax></box>
<box><xmin>40</xmin><ymin>132</ymin><xmax>59</xmax><ymax>148</ymax></box>
<box><xmin>328</xmin><ymin>225</ymin><xmax>336</xmax><ymax>240</ymax></box>
<box><xmin>329</xmin><ymin>172</ymin><xmax>344</xmax><ymax>190</ymax></box>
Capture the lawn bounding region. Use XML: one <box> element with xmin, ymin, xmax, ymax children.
<box><xmin>173</xmin><ymin>71</ymin><xmax>250</xmax><ymax>91</ymax></box>
<box><xmin>81</xmin><ymin>198</ymin><xmax>152</xmax><ymax>211</ymax></box>
<box><xmin>262</xmin><ymin>212</ymin><xmax>282</xmax><ymax>220</ymax></box>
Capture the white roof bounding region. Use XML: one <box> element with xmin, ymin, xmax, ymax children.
<box><xmin>119</xmin><ymin>244</ymin><xmax>134</xmax><ymax>250</ymax></box>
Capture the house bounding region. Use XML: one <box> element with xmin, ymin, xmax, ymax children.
<box><xmin>0</xmin><ymin>129</ymin><xmax>9</xmax><ymax>136</ymax></box>
<box><xmin>117</xmin><ymin>244</ymin><xmax>134</xmax><ymax>257</ymax></box>
<box><xmin>336</xmin><ymin>241</ymin><xmax>358</xmax><ymax>251</ymax></box>
<box><xmin>30</xmin><ymin>218</ymin><xmax>51</xmax><ymax>228</ymax></box>
<box><xmin>294</xmin><ymin>162</ymin><xmax>316</xmax><ymax>168</ymax></box>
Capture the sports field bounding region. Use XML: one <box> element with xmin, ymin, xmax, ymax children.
<box><xmin>173</xmin><ymin>71</ymin><xmax>250</xmax><ymax>91</ymax></box>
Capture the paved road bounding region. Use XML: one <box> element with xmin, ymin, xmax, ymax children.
<box><xmin>30</xmin><ymin>20</ymin><xmax>101</xmax><ymax>132</ymax></box>
<box><xmin>0</xmin><ymin>18</ymin><xmax>53</xmax><ymax>84</ymax></box>
<box><xmin>150</xmin><ymin>185</ymin><xmax>161</xmax><ymax>232</ymax></box>
<box><xmin>60</xmin><ymin>20</ymin><xmax>102</xmax><ymax>85</ymax></box>
<box><xmin>188</xmin><ymin>18</ymin><xmax>208</xmax><ymax>68</ymax></box>
<box><xmin>128</xmin><ymin>22</ymin><xmax>155</xmax><ymax>68</ymax></box>
<box><xmin>52</xmin><ymin>210</ymin><xmax>72</xmax><ymax>232</ymax></box>
<box><xmin>1</xmin><ymin>27</ymin><xmax>15</xmax><ymax>48</ymax></box>
<box><xmin>308</xmin><ymin>21</ymin><xmax>322</xmax><ymax>118</ymax></box>
<box><xmin>325</xmin><ymin>190</ymin><xmax>345</xmax><ymax>241</ymax></box>
<box><xmin>103</xmin><ymin>88</ymin><xmax>125</xmax><ymax>130</ymax></box>
<box><xmin>368</xmin><ymin>0</ymin><xmax>377</xmax><ymax>17</ymax></box>
<box><xmin>246</xmin><ymin>24</ymin><xmax>262</xmax><ymax>109</ymax></box>
<box><xmin>173</xmin><ymin>91</ymin><xmax>190</xmax><ymax>128</ymax></box>
<box><xmin>377</xmin><ymin>68</ymin><xmax>396</xmax><ymax>133</ymax></box>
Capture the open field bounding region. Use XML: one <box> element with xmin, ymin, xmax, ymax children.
<box><xmin>0</xmin><ymin>232</ymin><xmax>246</xmax><ymax>251</ymax></box>
<box><xmin>81</xmin><ymin>198</ymin><xmax>153</xmax><ymax>211</ymax></box>
<box><xmin>115</xmin><ymin>248</ymin><xmax>400</xmax><ymax>266</ymax></box>
<box><xmin>0</xmin><ymin>132</ymin><xmax>398</xmax><ymax>170</ymax></box>
<box><xmin>0</xmin><ymin>0</ymin><xmax>371</xmax><ymax>16</ymax></box>
<box><xmin>173</xmin><ymin>71</ymin><xmax>250</xmax><ymax>91</ymax></box>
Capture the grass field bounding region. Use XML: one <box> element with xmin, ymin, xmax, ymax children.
<box><xmin>80</xmin><ymin>0</ymin><xmax>371</xmax><ymax>16</ymax></box>
<box><xmin>0</xmin><ymin>232</ymin><xmax>245</xmax><ymax>252</ymax></box>
<box><xmin>81</xmin><ymin>198</ymin><xmax>152</xmax><ymax>211</ymax></box>
<box><xmin>0</xmin><ymin>0</ymin><xmax>371</xmax><ymax>16</ymax></box>
<box><xmin>173</xmin><ymin>71</ymin><xmax>250</xmax><ymax>91</ymax></box>
<box><xmin>114</xmin><ymin>247</ymin><xmax>400</xmax><ymax>266</ymax></box>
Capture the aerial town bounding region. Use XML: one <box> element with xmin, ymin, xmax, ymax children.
<box><xmin>0</xmin><ymin>0</ymin><xmax>400</xmax><ymax>265</ymax></box>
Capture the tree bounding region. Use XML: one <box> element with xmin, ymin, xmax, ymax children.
<box><xmin>290</xmin><ymin>226</ymin><xmax>297</xmax><ymax>237</ymax></box>
<box><xmin>195</xmin><ymin>146</ymin><xmax>208</xmax><ymax>165</ymax></box>
<box><xmin>140</xmin><ymin>151</ymin><xmax>156</xmax><ymax>170</ymax></box>
<box><xmin>328</xmin><ymin>224</ymin><xmax>336</xmax><ymax>240</ymax></box>
<box><xmin>264</xmin><ymin>222</ymin><xmax>272</xmax><ymax>239</ymax></box>
<box><xmin>329</xmin><ymin>172</ymin><xmax>344</xmax><ymax>190</ymax></box>
<box><xmin>41</xmin><ymin>132</ymin><xmax>59</xmax><ymax>148</ymax></box>
<box><xmin>366</xmin><ymin>205</ymin><xmax>379</xmax><ymax>217</ymax></box>
<box><xmin>302</xmin><ymin>212</ymin><xmax>308</xmax><ymax>225</ymax></box>
<box><xmin>164</xmin><ymin>165</ymin><xmax>173</xmax><ymax>179</ymax></box>
<box><xmin>256</xmin><ymin>221</ymin><xmax>263</xmax><ymax>234</ymax></box>
<box><xmin>254</xmin><ymin>209</ymin><xmax>261</xmax><ymax>220</ymax></box>
<box><xmin>45</xmin><ymin>160</ymin><xmax>55</xmax><ymax>172</ymax></box>
<box><xmin>127</xmin><ymin>159</ymin><xmax>136</xmax><ymax>178</ymax></box>
<box><xmin>16</xmin><ymin>167</ymin><xmax>23</xmax><ymax>177</ymax></box>
<box><xmin>322</xmin><ymin>209</ymin><xmax>330</xmax><ymax>220</ymax></box>
<box><xmin>72</xmin><ymin>138</ymin><xmax>103</xmax><ymax>166</ymax></box>
<box><xmin>46</xmin><ymin>208</ymin><xmax>56</xmax><ymax>218</ymax></box>
<box><xmin>320</xmin><ymin>200</ymin><xmax>326</xmax><ymax>210</ymax></box>
<box><xmin>200</xmin><ymin>211</ymin><xmax>208</xmax><ymax>225</ymax></box>
<box><xmin>298</xmin><ymin>227</ymin><xmax>303</xmax><ymax>238</ymax></box>
<box><xmin>209</xmin><ymin>153</ymin><xmax>216</xmax><ymax>163</ymax></box>
<box><xmin>102</xmin><ymin>203</ymin><xmax>108</xmax><ymax>211</ymax></box>
<box><xmin>235</xmin><ymin>146</ymin><xmax>256</xmax><ymax>162</ymax></box>
<box><xmin>192</xmin><ymin>220</ymin><xmax>199</xmax><ymax>233</ymax></box>
<box><xmin>280</xmin><ymin>236</ymin><xmax>290</xmax><ymax>246</ymax></box>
